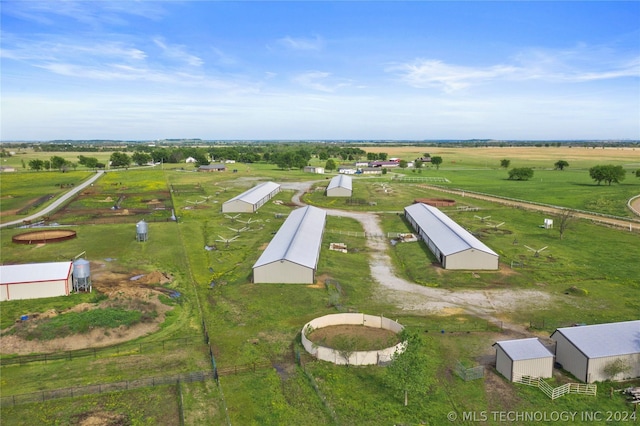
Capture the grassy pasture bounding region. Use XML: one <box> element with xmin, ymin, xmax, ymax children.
<box><xmin>1</xmin><ymin>146</ymin><xmax>639</xmax><ymax>424</ymax></box>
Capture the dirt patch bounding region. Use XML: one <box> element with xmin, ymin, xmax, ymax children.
<box><xmin>308</xmin><ymin>273</ymin><xmax>331</xmax><ymax>289</ymax></box>
<box><xmin>484</xmin><ymin>368</ymin><xmax>522</xmax><ymax>412</ymax></box>
<box><xmin>74</xmin><ymin>411</ymin><xmax>129</xmax><ymax>426</ymax></box>
<box><xmin>308</xmin><ymin>324</ymin><xmax>401</xmax><ymax>350</ymax></box>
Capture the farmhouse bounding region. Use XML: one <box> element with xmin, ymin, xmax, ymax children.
<box><xmin>326</xmin><ymin>174</ymin><xmax>353</xmax><ymax>197</ymax></box>
<box><xmin>404</xmin><ymin>203</ymin><xmax>499</xmax><ymax>270</ymax></box>
<box><xmin>221</xmin><ymin>181</ymin><xmax>281</xmax><ymax>213</ymax></box>
<box><xmin>550</xmin><ymin>320</ymin><xmax>640</xmax><ymax>383</ymax></box>
<box><xmin>198</xmin><ymin>164</ymin><xmax>226</xmax><ymax>172</ymax></box>
<box><xmin>493</xmin><ymin>338</ymin><xmax>554</xmax><ymax>382</ymax></box>
<box><xmin>0</xmin><ymin>261</ymin><xmax>73</xmax><ymax>301</ymax></box>
<box><xmin>252</xmin><ymin>205</ymin><xmax>326</xmax><ymax>284</ymax></box>
<box><xmin>304</xmin><ymin>166</ymin><xmax>325</xmax><ymax>174</ymax></box>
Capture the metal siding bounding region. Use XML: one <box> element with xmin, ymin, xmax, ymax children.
<box><xmin>588</xmin><ymin>354</ymin><xmax>640</xmax><ymax>383</ymax></box>
<box><xmin>221</xmin><ymin>199</ymin><xmax>254</xmax><ymax>213</ymax></box>
<box><xmin>445</xmin><ymin>250</ymin><xmax>499</xmax><ymax>270</ymax></box>
<box><xmin>0</xmin><ymin>285</ymin><xmax>8</xmax><ymax>301</ymax></box>
<box><xmin>4</xmin><ymin>280</ymin><xmax>69</xmax><ymax>301</ymax></box>
<box><xmin>327</xmin><ymin>187</ymin><xmax>352</xmax><ymax>197</ymax></box>
<box><xmin>253</xmin><ymin>261</ymin><xmax>314</xmax><ymax>284</ymax></box>
<box><xmin>495</xmin><ymin>347</ymin><xmax>514</xmax><ymax>381</ymax></box>
<box><xmin>553</xmin><ymin>332</ymin><xmax>589</xmax><ymax>382</ymax></box>
<box><xmin>513</xmin><ymin>357</ymin><xmax>554</xmax><ymax>380</ymax></box>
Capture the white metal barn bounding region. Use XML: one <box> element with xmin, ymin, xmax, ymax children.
<box><xmin>221</xmin><ymin>181</ymin><xmax>281</xmax><ymax>213</ymax></box>
<box><xmin>493</xmin><ymin>338</ymin><xmax>554</xmax><ymax>382</ymax></box>
<box><xmin>404</xmin><ymin>203</ymin><xmax>499</xmax><ymax>270</ymax></box>
<box><xmin>253</xmin><ymin>205</ymin><xmax>327</xmax><ymax>284</ymax></box>
<box><xmin>326</xmin><ymin>174</ymin><xmax>353</xmax><ymax>197</ymax></box>
<box><xmin>0</xmin><ymin>262</ymin><xmax>73</xmax><ymax>301</ymax></box>
<box><xmin>550</xmin><ymin>320</ymin><xmax>640</xmax><ymax>383</ymax></box>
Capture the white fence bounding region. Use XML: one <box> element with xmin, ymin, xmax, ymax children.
<box><xmin>301</xmin><ymin>313</ymin><xmax>405</xmax><ymax>366</ymax></box>
<box><xmin>515</xmin><ymin>375</ymin><xmax>597</xmax><ymax>400</ymax></box>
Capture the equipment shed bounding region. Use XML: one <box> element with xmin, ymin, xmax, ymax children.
<box><xmin>222</xmin><ymin>181</ymin><xmax>280</xmax><ymax>213</ymax></box>
<box><xmin>253</xmin><ymin>205</ymin><xmax>326</xmax><ymax>284</ymax></box>
<box><xmin>326</xmin><ymin>174</ymin><xmax>352</xmax><ymax>197</ymax></box>
<box><xmin>551</xmin><ymin>320</ymin><xmax>640</xmax><ymax>383</ymax></box>
<box><xmin>404</xmin><ymin>203</ymin><xmax>499</xmax><ymax>270</ymax></box>
<box><xmin>0</xmin><ymin>262</ymin><xmax>73</xmax><ymax>301</ymax></box>
<box><xmin>493</xmin><ymin>338</ymin><xmax>554</xmax><ymax>382</ymax></box>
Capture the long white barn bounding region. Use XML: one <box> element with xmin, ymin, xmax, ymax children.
<box><xmin>551</xmin><ymin>320</ymin><xmax>640</xmax><ymax>383</ymax></box>
<box><xmin>0</xmin><ymin>262</ymin><xmax>73</xmax><ymax>301</ymax></box>
<box><xmin>222</xmin><ymin>181</ymin><xmax>280</xmax><ymax>213</ymax></box>
<box><xmin>253</xmin><ymin>205</ymin><xmax>326</xmax><ymax>284</ymax></box>
<box><xmin>404</xmin><ymin>203</ymin><xmax>499</xmax><ymax>270</ymax></box>
<box><xmin>326</xmin><ymin>174</ymin><xmax>352</xmax><ymax>197</ymax></box>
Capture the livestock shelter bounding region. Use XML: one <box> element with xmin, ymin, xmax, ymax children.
<box><xmin>253</xmin><ymin>205</ymin><xmax>326</xmax><ymax>284</ymax></box>
<box><xmin>551</xmin><ymin>320</ymin><xmax>640</xmax><ymax>383</ymax></box>
<box><xmin>304</xmin><ymin>166</ymin><xmax>324</xmax><ymax>174</ymax></box>
<box><xmin>0</xmin><ymin>261</ymin><xmax>73</xmax><ymax>301</ymax></box>
<box><xmin>326</xmin><ymin>174</ymin><xmax>353</xmax><ymax>197</ymax></box>
<box><xmin>198</xmin><ymin>163</ymin><xmax>226</xmax><ymax>172</ymax></box>
<box><xmin>221</xmin><ymin>181</ymin><xmax>281</xmax><ymax>213</ymax></box>
<box><xmin>493</xmin><ymin>338</ymin><xmax>554</xmax><ymax>382</ymax></box>
<box><xmin>404</xmin><ymin>203</ymin><xmax>499</xmax><ymax>270</ymax></box>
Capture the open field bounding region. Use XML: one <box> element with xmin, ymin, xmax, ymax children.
<box><xmin>1</xmin><ymin>145</ymin><xmax>639</xmax><ymax>424</ymax></box>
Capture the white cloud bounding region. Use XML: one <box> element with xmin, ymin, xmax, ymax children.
<box><xmin>292</xmin><ymin>71</ymin><xmax>350</xmax><ymax>92</ymax></box>
<box><xmin>277</xmin><ymin>35</ymin><xmax>324</xmax><ymax>51</ymax></box>
<box><xmin>153</xmin><ymin>38</ymin><xmax>203</xmax><ymax>67</ymax></box>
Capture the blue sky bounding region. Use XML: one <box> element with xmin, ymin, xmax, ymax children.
<box><xmin>1</xmin><ymin>1</ymin><xmax>639</xmax><ymax>141</ymax></box>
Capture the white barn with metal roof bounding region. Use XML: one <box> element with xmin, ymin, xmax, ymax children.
<box><xmin>550</xmin><ymin>320</ymin><xmax>640</xmax><ymax>383</ymax></box>
<box><xmin>326</xmin><ymin>174</ymin><xmax>352</xmax><ymax>197</ymax></box>
<box><xmin>493</xmin><ymin>338</ymin><xmax>554</xmax><ymax>382</ymax></box>
<box><xmin>0</xmin><ymin>262</ymin><xmax>73</xmax><ymax>301</ymax></box>
<box><xmin>221</xmin><ymin>181</ymin><xmax>280</xmax><ymax>213</ymax></box>
<box><xmin>253</xmin><ymin>206</ymin><xmax>326</xmax><ymax>284</ymax></box>
<box><xmin>404</xmin><ymin>203</ymin><xmax>499</xmax><ymax>270</ymax></box>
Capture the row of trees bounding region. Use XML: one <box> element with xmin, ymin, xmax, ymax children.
<box><xmin>501</xmin><ymin>159</ymin><xmax>569</xmax><ymax>171</ymax></box>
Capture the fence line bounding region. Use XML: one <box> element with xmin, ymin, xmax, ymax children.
<box><xmin>0</xmin><ymin>370</ymin><xmax>214</xmax><ymax>408</ymax></box>
<box><xmin>0</xmin><ymin>336</ymin><xmax>201</xmax><ymax>366</ymax></box>
<box><xmin>454</xmin><ymin>361</ymin><xmax>484</xmax><ymax>381</ymax></box>
<box><xmin>514</xmin><ymin>375</ymin><xmax>597</xmax><ymax>400</ymax></box>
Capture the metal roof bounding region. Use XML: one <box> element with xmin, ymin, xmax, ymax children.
<box><xmin>404</xmin><ymin>203</ymin><xmax>498</xmax><ymax>256</ymax></box>
<box><xmin>253</xmin><ymin>205</ymin><xmax>326</xmax><ymax>269</ymax></box>
<box><xmin>0</xmin><ymin>262</ymin><xmax>73</xmax><ymax>285</ymax></box>
<box><xmin>224</xmin><ymin>181</ymin><xmax>280</xmax><ymax>206</ymax></box>
<box><xmin>493</xmin><ymin>338</ymin><xmax>553</xmax><ymax>361</ymax></box>
<box><xmin>327</xmin><ymin>174</ymin><xmax>352</xmax><ymax>191</ymax></box>
<box><xmin>551</xmin><ymin>320</ymin><xmax>640</xmax><ymax>358</ymax></box>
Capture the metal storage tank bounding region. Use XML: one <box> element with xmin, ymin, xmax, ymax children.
<box><xmin>136</xmin><ymin>220</ymin><xmax>148</xmax><ymax>242</ymax></box>
<box><xmin>72</xmin><ymin>258</ymin><xmax>92</xmax><ymax>292</ymax></box>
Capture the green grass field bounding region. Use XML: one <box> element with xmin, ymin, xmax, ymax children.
<box><xmin>1</xmin><ymin>146</ymin><xmax>639</xmax><ymax>424</ymax></box>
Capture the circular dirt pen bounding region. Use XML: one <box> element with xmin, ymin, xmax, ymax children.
<box><xmin>414</xmin><ymin>198</ymin><xmax>456</xmax><ymax>207</ymax></box>
<box><xmin>12</xmin><ymin>229</ymin><xmax>77</xmax><ymax>244</ymax></box>
<box><xmin>301</xmin><ymin>313</ymin><xmax>405</xmax><ymax>365</ymax></box>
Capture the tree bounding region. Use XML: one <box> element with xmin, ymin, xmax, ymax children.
<box><xmin>554</xmin><ymin>160</ymin><xmax>569</xmax><ymax>171</ymax></box>
<box><xmin>131</xmin><ymin>151</ymin><xmax>152</xmax><ymax>166</ymax></box>
<box><xmin>399</xmin><ymin>160</ymin><xmax>408</xmax><ymax>169</ymax></box>
<box><xmin>500</xmin><ymin>159</ymin><xmax>511</xmax><ymax>168</ymax></box>
<box><xmin>508</xmin><ymin>167</ymin><xmax>534</xmax><ymax>180</ymax></box>
<box><xmin>325</xmin><ymin>159</ymin><xmax>337</xmax><ymax>171</ymax></box>
<box><xmin>635</xmin><ymin>169</ymin><xmax>640</xmax><ymax>178</ymax></box>
<box><xmin>50</xmin><ymin>155</ymin><xmax>67</xmax><ymax>171</ymax></box>
<box><xmin>589</xmin><ymin>165</ymin><xmax>626</xmax><ymax>186</ymax></box>
<box><xmin>110</xmin><ymin>152</ymin><xmax>131</xmax><ymax>168</ymax></box>
<box><xmin>28</xmin><ymin>159</ymin><xmax>44</xmax><ymax>171</ymax></box>
<box><xmin>385</xmin><ymin>330</ymin><xmax>431</xmax><ymax>406</ymax></box>
<box><xmin>430</xmin><ymin>156</ymin><xmax>443</xmax><ymax>169</ymax></box>
<box><xmin>556</xmin><ymin>209</ymin><xmax>574</xmax><ymax>240</ymax></box>
<box><xmin>78</xmin><ymin>155</ymin><xmax>99</xmax><ymax>169</ymax></box>
<box><xmin>414</xmin><ymin>160</ymin><xmax>423</xmax><ymax>170</ymax></box>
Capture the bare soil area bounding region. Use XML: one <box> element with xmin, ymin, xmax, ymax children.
<box><xmin>308</xmin><ymin>325</ymin><xmax>400</xmax><ymax>351</ymax></box>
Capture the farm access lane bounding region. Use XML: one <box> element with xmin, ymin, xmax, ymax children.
<box><xmin>0</xmin><ymin>171</ymin><xmax>105</xmax><ymax>229</ymax></box>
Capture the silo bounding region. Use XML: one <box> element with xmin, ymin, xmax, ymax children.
<box><xmin>72</xmin><ymin>258</ymin><xmax>92</xmax><ymax>292</ymax></box>
<box><xmin>136</xmin><ymin>220</ymin><xmax>148</xmax><ymax>242</ymax></box>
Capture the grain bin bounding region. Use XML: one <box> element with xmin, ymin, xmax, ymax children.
<box><xmin>136</xmin><ymin>220</ymin><xmax>148</xmax><ymax>242</ymax></box>
<box><xmin>72</xmin><ymin>258</ymin><xmax>92</xmax><ymax>292</ymax></box>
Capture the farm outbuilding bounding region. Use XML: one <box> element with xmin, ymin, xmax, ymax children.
<box><xmin>221</xmin><ymin>181</ymin><xmax>281</xmax><ymax>213</ymax></box>
<box><xmin>404</xmin><ymin>203</ymin><xmax>499</xmax><ymax>270</ymax></box>
<box><xmin>0</xmin><ymin>261</ymin><xmax>73</xmax><ymax>301</ymax></box>
<box><xmin>493</xmin><ymin>338</ymin><xmax>554</xmax><ymax>382</ymax></box>
<box><xmin>550</xmin><ymin>320</ymin><xmax>640</xmax><ymax>383</ymax></box>
<box><xmin>304</xmin><ymin>166</ymin><xmax>324</xmax><ymax>174</ymax></box>
<box><xmin>252</xmin><ymin>205</ymin><xmax>326</xmax><ymax>284</ymax></box>
<box><xmin>326</xmin><ymin>174</ymin><xmax>353</xmax><ymax>197</ymax></box>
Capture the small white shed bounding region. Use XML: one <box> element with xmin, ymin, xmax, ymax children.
<box><xmin>0</xmin><ymin>262</ymin><xmax>73</xmax><ymax>301</ymax></box>
<box><xmin>493</xmin><ymin>338</ymin><xmax>554</xmax><ymax>382</ymax></box>
<box><xmin>326</xmin><ymin>174</ymin><xmax>352</xmax><ymax>197</ymax></box>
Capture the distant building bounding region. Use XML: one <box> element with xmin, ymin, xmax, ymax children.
<box><xmin>304</xmin><ymin>166</ymin><xmax>325</xmax><ymax>174</ymax></box>
<box><xmin>326</xmin><ymin>174</ymin><xmax>352</xmax><ymax>197</ymax></box>
<box><xmin>185</xmin><ymin>157</ymin><xmax>197</xmax><ymax>163</ymax></box>
<box><xmin>222</xmin><ymin>181</ymin><xmax>280</xmax><ymax>213</ymax></box>
<box><xmin>0</xmin><ymin>166</ymin><xmax>17</xmax><ymax>172</ymax></box>
<box><xmin>493</xmin><ymin>338</ymin><xmax>554</xmax><ymax>382</ymax></box>
<box><xmin>369</xmin><ymin>161</ymin><xmax>399</xmax><ymax>168</ymax></box>
<box><xmin>338</xmin><ymin>166</ymin><xmax>357</xmax><ymax>175</ymax></box>
<box><xmin>198</xmin><ymin>164</ymin><xmax>226</xmax><ymax>172</ymax></box>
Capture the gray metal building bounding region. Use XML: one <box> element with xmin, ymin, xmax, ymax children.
<box><xmin>551</xmin><ymin>320</ymin><xmax>640</xmax><ymax>383</ymax></box>
<box><xmin>253</xmin><ymin>205</ymin><xmax>327</xmax><ymax>284</ymax></box>
<box><xmin>493</xmin><ymin>338</ymin><xmax>554</xmax><ymax>382</ymax></box>
<box><xmin>326</xmin><ymin>174</ymin><xmax>353</xmax><ymax>197</ymax></box>
<box><xmin>221</xmin><ymin>181</ymin><xmax>281</xmax><ymax>213</ymax></box>
<box><xmin>404</xmin><ymin>203</ymin><xmax>499</xmax><ymax>270</ymax></box>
